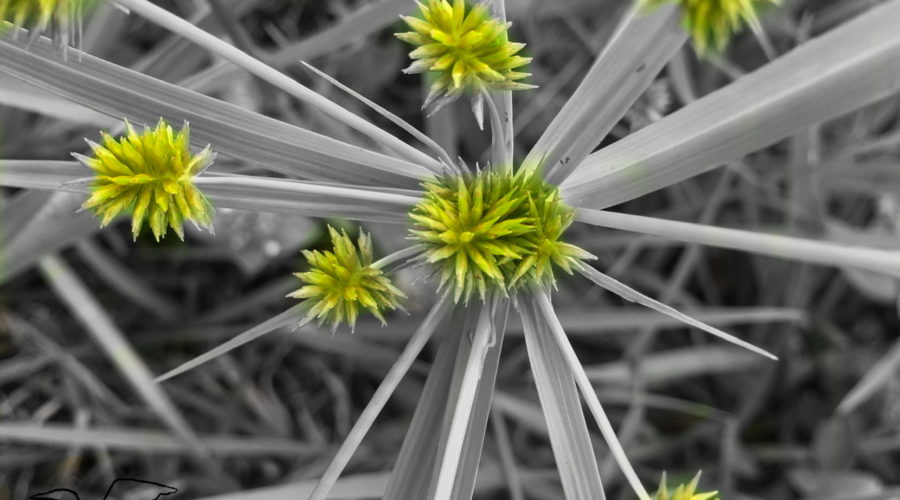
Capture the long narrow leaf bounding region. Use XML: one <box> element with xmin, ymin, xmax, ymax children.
<box><xmin>433</xmin><ymin>303</ymin><xmax>495</xmax><ymax>500</ymax></box>
<box><xmin>576</xmin><ymin>263</ymin><xmax>777</xmax><ymax>360</ymax></box>
<box><xmin>576</xmin><ymin>208</ymin><xmax>900</xmax><ymax>278</ymax></box>
<box><xmin>308</xmin><ymin>296</ymin><xmax>452</xmax><ymax>500</ymax></box>
<box><xmin>520</xmin><ymin>298</ymin><xmax>607</xmax><ymax>499</ymax></box>
<box><xmin>114</xmin><ymin>0</ymin><xmax>443</xmax><ymax>172</ymax></box>
<box><xmin>0</xmin><ymin>35</ymin><xmax>428</xmax><ymax>187</ymax></box>
<box><xmin>562</xmin><ymin>0</ymin><xmax>900</xmax><ymax>208</ymax></box>
<box><xmin>155</xmin><ymin>305</ymin><xmax>307</xmax><ymax>383</ymax></box>
<box><xmin>533</xmin><ymin>289</ymin><xmax>650</xmax><ymax>500</ymax></box>
<box><xmin>383</xmin><ymin>308</ymin><xmax>469</xmax><ymax>499</ymax></box>
<box><xmin>524</xmin><ymin>4</ymin><xmax>684</xmax><ymax>184</ymax></box>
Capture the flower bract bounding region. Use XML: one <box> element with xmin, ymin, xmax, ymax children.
<box><xmin>396</xmin><ymin>0</ymin><xmax>534</xmax><ymax>111</ymax></box>
<box><xmin>653</xmin><ymin>471</ymin><xmax>719</xmax><ymax>500</ymax></box>
<box><xmin>0</xmin><ymin>0</ymin><xmax>97</xmax><ymax>46</ymax></box>
<box><xmin>409</xmin><ymin>165</ymin><xmax>593</xmax><ymax>303</ymax></box>
<box><xmin>289</xmin><ymin>226</ymin><xmax>406</xmax><ymax>331</ymax></box>
<box><xmin>76</xmin><ymin>119</ymin><xmax>215</xmax><ymax>241</ymax></box>
<box><xmin>639</xmin><ymin>0</ymin><xmax>778</xmax><ymax>55</ymax></box>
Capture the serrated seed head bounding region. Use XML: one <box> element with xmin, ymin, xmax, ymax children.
<box><xmin>409</xmin><ymin>165</ymin><xmax>594</xmax><ymax>303</ymax></box>
<box><xmin>0</xmin><ymin>0</ymin><xmax>98</xmax><ymax>47</ymax></box>
<box><xmin>289</xmin><ymin>226</ymin><xmax>406</xmax><ymax>332</ymax></box>
<box><xmin>639</xmin><ymin>0</ymin><xmax>778</xmax><ymax>55</ymax></box>
<box><xmin>76</xmin><ymin>119</ymin><xmax>215</xmax><ymax>242</ymax></box>
<box><xmin>653</xmin><ymin>471</ymin><xmax>719</xmax><ymax>500</ymax></box>
<box><xmin>396</xmin><ymin>0</ymin><xmax>535</xmax><ymax>112</ymax></box>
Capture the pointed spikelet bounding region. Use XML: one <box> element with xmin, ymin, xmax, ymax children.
<box><xmin>396</xmin><ymin>0</ymin><xmax>535</xmax><ymax>112</ymax></box>
<box><xmin>289</xmin><ymin>226</ymin><xmax>406</xmax><ymax>332</ymax></box>
<box><xmin>75</xmin><ymin>119</ymin><xmax>216</xmax><ymax>242</ymax></box>
<box><xmin>653</xmin><ymin>471</ymin><xmax>720</xmax><ymax>500</ymax></box>
<box><xmin>639</xmin><ymin>0</ymin><xmax>778</xmax><ymax>55</ymax></box>
<box><xmin>409</xmin><ymin>165</ymin><xmax>593</xmax><ymax>303</ymax></box>
<box><xmin>0</xmin><ymin>0</ymin><xmax>98</xmax><ymax>47</ymax></box>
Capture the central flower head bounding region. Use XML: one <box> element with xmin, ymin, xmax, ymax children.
<box><xmin>409</xmin><ymin>165</ymin><xmax>593</xmax><ymax>303</ymax></box>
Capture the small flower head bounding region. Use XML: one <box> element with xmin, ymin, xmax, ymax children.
<box><xmin>396</xmin><ymin>0</ymin><xmax>534</xmax><ymax>111</ymax></box>
<box><xmin>76</xmin><ymin>119</ymin><xmax>215</xmax><ymax>241</ymax></box>
<box><xmin>410</xmin><ymin>165</ymin><xmax>593</xmax><ymax>303</ymax></box>
<box><xmin>654</xmin><ymin>472</ymin><xmax>719</xmax><ymax>500</ymax></box>
<box><xmin>289</xmin><ymin>226</ymin><xmax>406</xmax><ymax>331</ymax></box>
<box><xmin>639</xmin><ymin>0</ymin><xmax>778</xmax><ymax>55</ymax></box>
<box><xmin>0</xmin><ymin>0</ymin><xmax>97</xmax><ymax>47</ymax></box>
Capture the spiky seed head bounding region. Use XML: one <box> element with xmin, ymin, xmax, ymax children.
<box><xmin>653</xmin><ymin>471</ymin><xmax>719</xmax><ymax>500</ymax></box>
<box><xmin>0</xmin><ymin>0</ymin><xmax>98</xmax><ymax>47</ymax></box>
<box><xmin>76</xmin><ymin>119</ymin><xmax>216</xmax><ymax>242</ymax></box>
<box><xmin>409</xmin><ymin>165</ymin><xmax>593</xmax><ymax>303</ymax></box>
<box><xmin>289</xmin><ymin>226</ymin><xmax>406</xmax><ymax>332</ymax></box>
<box><xmin>396</xmin><ymin>0</ymin><xmax>535</xmax><ymax>112</ymax></box>
<box><xmin>639</xmin><ymin>0</ymin><xmax>778</xmax><ymax>55</ymax></box>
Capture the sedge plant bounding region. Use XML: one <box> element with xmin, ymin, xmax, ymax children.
<box><xmin>2</xmin><ymin>0</ymin><xmax>900</xmax><ymax>499</ymax></box>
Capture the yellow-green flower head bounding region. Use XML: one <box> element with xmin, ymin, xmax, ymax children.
<box><xmin>654</xmin><ymin>471</ymin><xmax>719</xmax><ymax>500</ymax></box>
<box><xmin>410</xmin><ymin>165</ymin><xmax>593</xmax><ymax>303</ymax></box>
<box><xmin>289</xmin><ymin>226</ymin><xmax>406</xmax><ymax>331</ymax></box>
<box><xmin>75</xmin><ymin>119</ymin><xmax>215</xmax><ymax>242</ymax></box>
<box><xmin>396</xmin><ymin>0</ymin><xmax>534</xmax><ymax>111</ymax></box>
<box><xmin>639</xmin><ymin>0</ymin><xmax>778</xmax><ymax>55</ymax></box>
<box><xmin>0</xmin><ymin>0</ymin><xmax>97</xmax><ymax>45</ymax></box>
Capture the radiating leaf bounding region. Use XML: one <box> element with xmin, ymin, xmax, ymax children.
<box><xmin>562</xmin><ymin>0</ymin><xmax>900</xmax><ymax>208</ymax></box>
<box><xmin>524</xmin><ymin>4</ymin><xmax>685</xmax><ymax>184</ymax></box>
<box><xmin>0</xmin><ymin>35</ymin><xmax>428</xmax><ymax>188</ymax></box>
<box><xmin>519</xmin><ymin>297</ymin><xmax>607</xmax><ymax>500</ymax></box>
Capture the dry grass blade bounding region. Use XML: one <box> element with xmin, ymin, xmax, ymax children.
<box><xmin>837</xmin><ymin>338</ymin><xmax>900</xmax><ymax>414</ymax></box>
<box><xmin>308</xmin><ymin>295</ymin><xmax>452</xmax><ymax>500</ymax></box>
<box><xmin>519</xmin><ymin>297</ymin><xmax>607</xmax><ymax>500</ymax></box>
<box><xmin>576</xmin><ymin>209</ymin><xmax>900</xmax><ymax>278</ymax></box>
<box><xmin>37</xmin><ymin>255</ymin><xmax>211</xmax><ymax>461</ymax></box>
<box><xmin>1</xmin><ymin>192</ymin><xmax>97</xmax><ymax>283</ymax></box>
<box><xmin>0</xmin><ymin>36</ymin><xmax>427</xmax><ymax>188</ymax></box>
<box><xmin>75</xmin><ymin>239</ymin><xmax>179</xmax><ymax>320</ymax></box>
<box><xmin>562</xmin><ymin>0</ymin><xmax>900</xmax><ymax>208</ymax></box>
<box><xmin>576</xmin><ymin>262</ymin><xmax>777</xmax><ymax>360</ymax></box>
<box><xmin>524</xmin><ymin>4</ymin><xmax>684</xmax><ymax>184</ymax></box>
<box><xmin>585</xmin><ymin>346</ymin><xmax>765</xmax><ymax>385</ymax></box>
<box><xmin>0</xmin><ymin>422</ymin><xmax>315</xmax><ymax>456</ymax></box>
<box><xmin>532</xmin><ymin>289</ymin><xmax>649</xmax><ymax>500</ymax></box>
<box><xmin>155</xmin><ymin>305</ymin><xmax>306</xmax><ymax>383</ymax></box>
<box><xmin>114</xmin><ymin>0</ymin><xmax>443</xmax><ymax>172</ymax></box>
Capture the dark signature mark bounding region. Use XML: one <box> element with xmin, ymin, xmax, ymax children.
<box><xmin>31</xmin><ymin>478</ymin><xmax>177</xmax><ymax>500</ymax></box>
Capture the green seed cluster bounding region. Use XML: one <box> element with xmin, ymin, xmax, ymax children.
<box><xmin>289</xmin><ymin>226</ymin><xmax>406</xmax><ymax>331</ymax></box>
<box><xmin>77</xmin><ymin>119</ymin><xmax>215</xmax><ymax>241</ymax></box>
<box><xmin>396</xmin><ymin>0</ymin><xmax>533</xmax><ymax>110</ymax></box>
<box><xmin>410</xmin><ymin>166</ymin><xmax>593</xmax><ymax>303</ymax></box>
<box><xmin>639</xmin><ymin>0</ymin><xmax>778</xmax><ymax>55</ymax></box>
